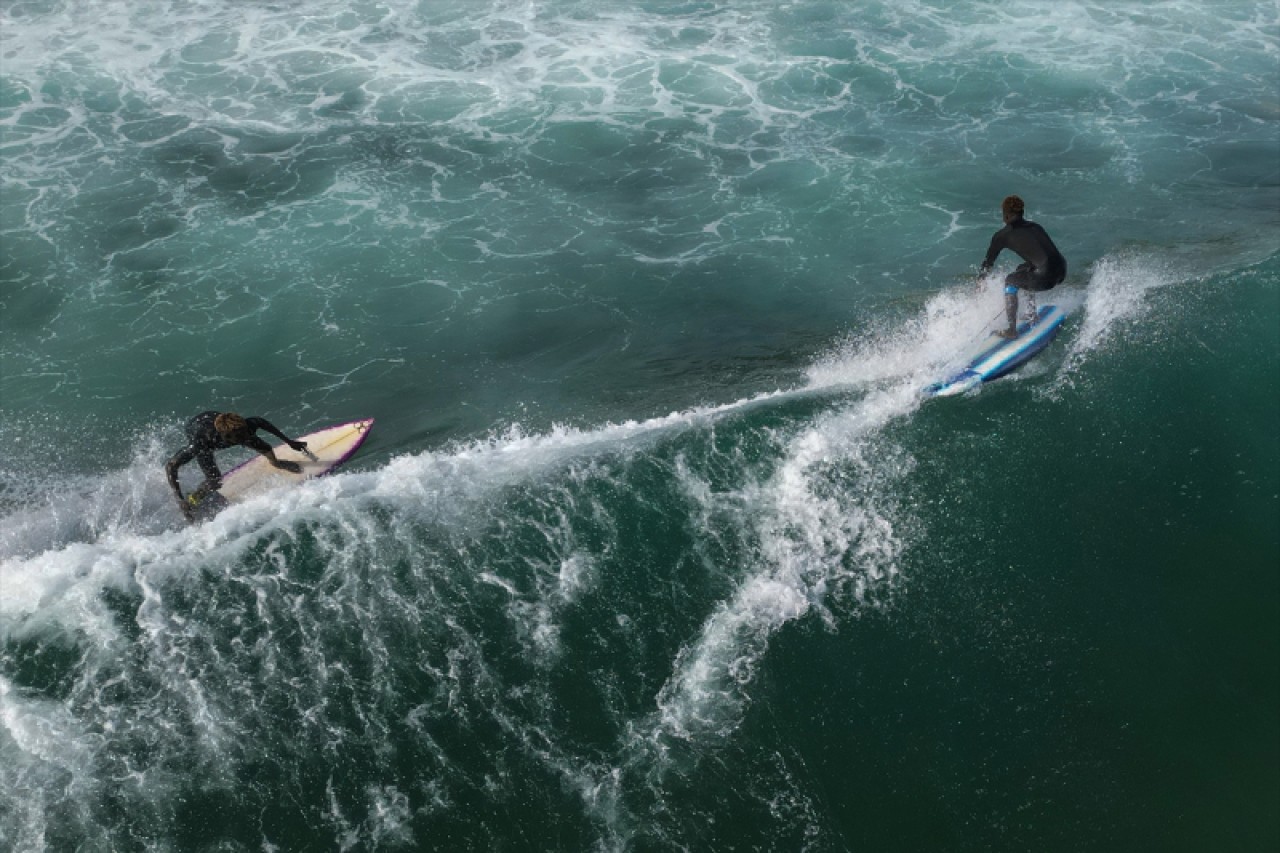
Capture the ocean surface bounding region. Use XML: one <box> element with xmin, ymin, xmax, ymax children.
<box><xmin>2</xmin><ymin>1</ymin><xmax>1278</xmax><ymax>850</ymax></box>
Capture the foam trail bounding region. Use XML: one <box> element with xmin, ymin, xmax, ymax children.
<box><xmin>0</xmin><ymin>385</ymin><xmax>801</xmax><ymax>643</ymax></box>
<box><xmin>639</xmin><ymin>273</ymin><xmax>1107</xmax><ymax>751</ymax></box>
<box><xmin>635</xmin><ymin>285</ymin><xmax>975</xmax><ymax>753</ymax></box>
<box><xmin>651</xmin><ymin>381</ymin><xmax>919</xmax><ymax>745</ymax></box>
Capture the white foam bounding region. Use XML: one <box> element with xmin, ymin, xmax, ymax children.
<box><xmin>362</xmin><ymin>784</ymin><xmax>414</xmax><ymax>849</ymax></box>
<box><xmin>1046</xmin><ymin>253</ymin><xmax>1175</xmax><ymax>396</ymax></box>
<box><xmin>0</xmin><ymin>674</ymin><xmax>99</xmax><ymax>852</ymax></box>
<box><xmin>0</xmin><ymin>0</ymin><xmax>796</xmax><ymax>141</ymax></box>
<box><xmin>806</xmin><ymin>276</ymin><xmax>1009</xmax><ymax>390</ymax></box>
<box><xmin>651</xmin><ymin>381</ymin><xmax>918</xmax><ymax>744</ymax></box>
<box><xmin>0</xmin><ymin>434</ymin><xmax>177</xmax><ymax>562</ymax></box>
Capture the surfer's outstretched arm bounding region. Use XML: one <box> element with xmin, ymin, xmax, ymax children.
<box><xmin>239</xmin><ymin>430</ymin><xmax>302</xmax><ymax>473</ymax></box>
<box><xmin>263</xmin><ymin>448</ymin><xmax>302</xmax><ymax>474</ymax></box>
<box><xmin>248</xmin><ymin>417</ymin><xmax>309</xmax><ymax>453</ymax></box>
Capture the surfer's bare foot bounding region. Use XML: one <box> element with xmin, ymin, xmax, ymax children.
<box><xmin>995</xmin><ymin>328</ymin><xmax>1018</xmax><ymax>340</ymax></box>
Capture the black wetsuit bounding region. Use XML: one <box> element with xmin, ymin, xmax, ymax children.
<box><xmin>980</xmin><ymin>216</ymin><xmax>1067</xmax><ymax>291</ymax></box>
<box><xmin>165</xmin><ymin>411</ymin><xmax>296</xmax><ymax>500</ymax></box>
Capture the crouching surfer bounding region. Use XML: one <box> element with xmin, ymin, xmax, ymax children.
<box><xmin>978</xmin><ymin>195</ymin><xmax>1067</xmax><ymax>339</ymax></box>
<box><xmin>165</xmin><ymin>411</ymin><xmax>308</xmax><ymax>523</ymax></box>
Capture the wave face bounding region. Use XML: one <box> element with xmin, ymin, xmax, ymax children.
<box><xmin>2</xmin><ymin>2</ymin><xmax>1277</xmax><ymax>850</ymax></box>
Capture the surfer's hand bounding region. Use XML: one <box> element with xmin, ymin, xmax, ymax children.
<box><xmin>178</xmin><ymin>500</ymin><xmax>195</xmax><ymax>523</ymax></box>
<box><xmin>275</xmin><ymin>460</ymin><xmax>302</xmax><ymax>473</ymax></box>
<box><xmin>288</xmin><ymin>440</ymin><xmax>308</xmax><ymax>453</ymax></box>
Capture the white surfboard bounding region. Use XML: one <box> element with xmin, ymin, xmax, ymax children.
<box><xmin>192</xmin><ymin>419</ymin><xmax>374</xmax><ymax>514</ymax></box>
<box><xmin>924</xmin><ymin>305</ymin><xmax>1067</xmax><ymax>397</ymax></box>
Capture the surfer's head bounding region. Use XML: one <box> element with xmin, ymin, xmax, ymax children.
<box><xmin>214</xmin><ymin>412</ymin><xmax>250</xmax><ymax>442</ymax></box>
<box><xmin>1002</xmin><ymin>195</ymin><xmax>1025</xmax><ymax>222</ymax></box>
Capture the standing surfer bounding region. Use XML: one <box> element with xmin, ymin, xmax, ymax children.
<box><xmin>165</xmin><ymin>411</ymin><xmax>308</xmax><ymax>522</ymax></box>
<box><xmin>979</xmin><ymin>195</ymin><xmax>1067</xmax><ymax>338</ymax></box>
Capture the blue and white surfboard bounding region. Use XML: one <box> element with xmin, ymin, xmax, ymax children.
<box><xmin>924</xmin><ymin>304</ymin><xmax>1067</xmax><ymax>397</ymax></box>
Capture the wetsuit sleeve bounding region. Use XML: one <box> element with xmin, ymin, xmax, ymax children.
<box><xmin>980</xmin><ymin>232</ymin><xmax>1005</xmax><ymax>273</ymax></box>
<box><xmin>241</xmin><ymin>434</ymin><xmax>275</xmax><ymax>457</ymax></box>
<box><xmin>165</xmin><ymin>446</ymin><xmax>196</xmax><ymax>501</ymax></box>
<box><xmin>246</xmin><ymin>417</ymin><xmax>295</xmax><ymax>445</ymax></box>
<box><xmin>194</xmin><ymin>450</ymin><xmax>223</xmax><ymax>486</ymax></box>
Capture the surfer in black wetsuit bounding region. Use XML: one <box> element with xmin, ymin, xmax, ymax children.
<box><xmin>979</xmin><ymin>195</ymin><xmax>1067</xmax><ymax>339</ymax></box>
<box><xmin>164</xmin><ymin>411</ymin><xmax>308</xmax><ymax>522</ymax></box>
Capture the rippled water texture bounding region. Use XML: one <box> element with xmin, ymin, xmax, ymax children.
<box><xmin>2</xmin><ymin>2</ymin><xmax>1278</xmax><ymax>851</ymax></box>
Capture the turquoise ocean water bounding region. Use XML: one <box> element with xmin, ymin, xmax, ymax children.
<box><xmin>2</xmin><ymin>1</ymin><xmax>1278</xmax><ymax>850</ymax></box>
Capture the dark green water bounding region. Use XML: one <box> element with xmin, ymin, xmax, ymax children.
<box><xmin>2</xmin><ymin>2</ymin><xmax>1278</xmax><ymax>850</ymax></box>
